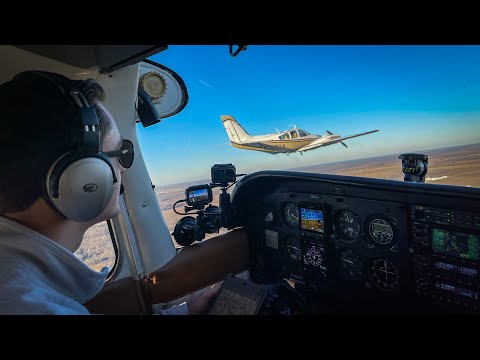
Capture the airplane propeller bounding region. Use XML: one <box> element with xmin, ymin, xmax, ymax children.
<box><xmin>326</xmin><ymin>130</ymin><xmax>348</xmax><ymax>148</ymax></box>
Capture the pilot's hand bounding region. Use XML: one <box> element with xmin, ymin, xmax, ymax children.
<box><xmin>187</xmin><ymin>282</ymin><xmax>222</xmax><ymax>315</ymax></box>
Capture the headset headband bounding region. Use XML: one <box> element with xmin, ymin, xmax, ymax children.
<box><xmin>25</xmin><ymin>71</ymin><xmax>101</xmax><ymax>152</ymax></box>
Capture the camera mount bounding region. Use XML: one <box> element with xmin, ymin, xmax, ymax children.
<box><xmin>399</xmin><ymin>153</ymin><xmax>429</xmax><ymax>183</ymax></box>
<box><xmin>171</xmin><ymin>163</ymin><xmax>244</xmax><ymax>247</ymax></box>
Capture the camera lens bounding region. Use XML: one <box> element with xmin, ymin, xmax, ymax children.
<box><xmin>173</xmin><ymin>216</ymin><xmax>197</xmax><ymax>246</ymax></box>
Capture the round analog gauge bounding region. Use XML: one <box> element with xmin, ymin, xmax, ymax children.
<box><xmin>335</xmin><ymin>210</ymin><xmax>361</xmax><ymax>241</ymax></box>
<box><xmin>365</xmin><ymin>215</ymin><xmax>397</xmax><ymax>249</ymax></box>
<box><xmin>339</xmin><ymin>249</ymin><xmax>363</xmax><ymax>280</ymax></box>
<box><xmin>139</xmin><ymin>71</ymin><xmax>167</xmax><ymax>99</ymax></box>
<box><xmin>282</xmin><ymin>202</ymin><xmax>299</xmax><ymax>228</ymax></box>
<box><xmin>369</xmin><ymin>218</ymin><xmax>394</xmax><ymax>245</ymax></box>
<box><xmin>369</xmin><ymin>258</ymin><xmax>399</xmax><ymax>289</ymax></box>
<box><xmin>303</xmin><ymin>246</ymin><xmax>324</xmax><ymax>268</ymax></box>
<box><xmin>284</xmin><ymin>236</ymin><xmax>302</xmax><ymax>263</ymax></box>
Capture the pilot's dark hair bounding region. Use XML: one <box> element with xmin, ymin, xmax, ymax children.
<box><xmin>0</xmin><ymin>71</ymin><xmax>111</xmax><ymax>214</ymax></box>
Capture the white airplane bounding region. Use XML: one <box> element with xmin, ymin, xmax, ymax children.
<box><xmin>221</xmin><ymin>115</ymin><xmax>379</xmax><ymax>154</ymax></box>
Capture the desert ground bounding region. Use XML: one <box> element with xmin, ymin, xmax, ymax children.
<box><xmin>77</xmin><ymin>143</ymin><xmax>480</xmax><ymax>271</ymax></box>
<box><xmin>293</xmin><ymin>143</ymin><xmax>480</xmax><ymax>188</ymax></box>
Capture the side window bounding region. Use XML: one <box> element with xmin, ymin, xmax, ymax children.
<box><xmin>298</xmin><ymin>130</ymin><xmax>308</xmax><ymax>137</ymax></box>
<box><xmin>75</xmin><ymin>221</ymin><xmax>117</xmax><ymax>273</ymax></box>
<box><xmin>290</xmin><ymin>131</ymin><xmax>298</xmax><ymax>139</ymax></box>
<box><xmin>279</xmin><ymin>133</ymin><xmax>290</xmax><ymax>140</ymax></box>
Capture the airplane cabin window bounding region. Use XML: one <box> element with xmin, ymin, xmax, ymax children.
<box><xmin>75</xmin><ymin>220</ymin><xmax>117</xmax><ymax>273</ymax></box>
<box><xmin>298</xmin><ymin>130</ymin><xmax>308</xmax><ymax>137</ymax></box>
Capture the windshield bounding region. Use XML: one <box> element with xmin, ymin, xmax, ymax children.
<box><xmin>136</xmin><ymin>45</ymin><xmax>480</xmax><ymax>239</ymax></box>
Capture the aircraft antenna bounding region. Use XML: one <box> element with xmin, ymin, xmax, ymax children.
<box><xmin>229</xmin><ymin>45</ymin><xmax>248</xmax><ymax>57</ymax></box>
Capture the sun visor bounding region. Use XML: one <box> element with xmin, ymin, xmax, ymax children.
<box><xmin>135</xmin><ymin>59</ymin><xmax>189</xmax><ymax>127</ymax></box>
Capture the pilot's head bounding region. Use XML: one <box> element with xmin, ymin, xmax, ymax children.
<box><xmin>0</xmin><ymin>70</ymin><xmax>132</xmax><ymax>224</ymax></box>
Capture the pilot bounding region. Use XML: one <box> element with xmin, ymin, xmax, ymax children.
<box><xmin>0</xmin><ymin>71</ymin><xmax>244</xmax><ymax>315</ymax></box>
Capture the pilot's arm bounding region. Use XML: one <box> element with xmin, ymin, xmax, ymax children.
<box><xmin>145</xmin><ymin>228</ymin><xmax>250</xmax><ymax>308</ymax></box>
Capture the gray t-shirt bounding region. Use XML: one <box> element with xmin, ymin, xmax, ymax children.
<box><xmin>0</xmin><ymin>216</ymin><xmax>108</xmax><ymax>314</ymax></box>
<box><xmin>0</xmin><ymin>216</ymin><xmax>189</xmax><ymax>315</ymax></box>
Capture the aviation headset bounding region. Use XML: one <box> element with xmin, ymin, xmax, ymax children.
<box><xmin>20</xmin><ymin>71</ymin><xmax>118</xmax><ymax>222</ymax></box>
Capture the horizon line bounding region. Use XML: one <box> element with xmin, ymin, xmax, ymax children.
<box><xmin>155</xmin><ymin>141</ymin><xmax>480</xmax><ymax>188</ymax></box>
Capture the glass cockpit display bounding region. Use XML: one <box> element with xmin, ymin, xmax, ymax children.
<box><xmin>300</xmin><ymin>206</ymin><xmax>324</xmax><ymax>233</ymax></box>
<box><xmin>432</xmin><ymin>228</ymin><xmax>480</xmax><ymax>261</ymax></box>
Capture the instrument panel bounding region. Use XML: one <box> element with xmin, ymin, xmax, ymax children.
<box><xmin>230</xmin><ymin>171</ymin><xmax>480</xmax><ymax>314</ymax></box>
<box><xmin>254</xmin><ymin>193</ymin><xmax>408</xmax><ymax>296</ymax></box>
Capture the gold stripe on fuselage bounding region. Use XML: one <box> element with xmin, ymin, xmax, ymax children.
<box><xmin>231</xmin><ymin>139</ymin><xmax>313</xmax><ymax>153</ymax></box>
<box><xmin>230</xmin><ymin>142</ymin><xmax>278</xmax><ymax>153</ymax></box>
<box><xmin>267</xmin><ymin>139</ymin><xmax>312</xmax><ymax>150</ymax></box>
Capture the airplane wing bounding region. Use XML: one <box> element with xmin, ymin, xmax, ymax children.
<box><xmin>297</xmin><ymin>130</ymin><xmax>379</xmax><ymax>152</ymax></box>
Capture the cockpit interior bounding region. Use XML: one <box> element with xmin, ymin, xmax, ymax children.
<box><xmin>1</xmin><ymin>45</ymin><xmax>479</xmax><ymax>316</ymax></box>
<box><xmin>228</xmin><ymin>170</ymin><xmax>480</xmax><ymax>314</ymax></box>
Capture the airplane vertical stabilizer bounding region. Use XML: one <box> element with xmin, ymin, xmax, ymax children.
<box><xmin>221</xmin><ymin>115</ymin><xmax>253</xmax><ymax>144</ymax></box>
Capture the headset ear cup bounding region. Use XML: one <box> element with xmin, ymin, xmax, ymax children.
<box><xmin>46</xmin><ymin>153</ymin><xmax>116</xmax><ymax>222</ymax></box>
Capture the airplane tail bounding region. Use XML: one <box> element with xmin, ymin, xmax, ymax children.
<box><xmin>221</xmin><ymin>115</ymin><xmax>253</xmax><ymax>144</ymax></box>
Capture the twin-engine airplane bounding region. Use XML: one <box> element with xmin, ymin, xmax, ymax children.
<box><xmin>221</xmin><ymin>115</ymin><xmax>379</xmax><ymax>155</ymax></box>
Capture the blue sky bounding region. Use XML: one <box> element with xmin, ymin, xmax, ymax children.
<box><xmin>136</xmin><ymin>45</ymin><xmax>480</xmax><ymax>186</ymax></box>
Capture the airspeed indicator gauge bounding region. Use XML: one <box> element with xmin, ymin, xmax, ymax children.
<box><xmin>283</xmin><ymin>202</ymin><xmax>299</xmax><ymax>228</ymax></box>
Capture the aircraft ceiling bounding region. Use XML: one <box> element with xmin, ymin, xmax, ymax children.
<box><xmin>13</xmin><ymin>45</ymin><xmax>168</xmax><ymax>74</ymax></box>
